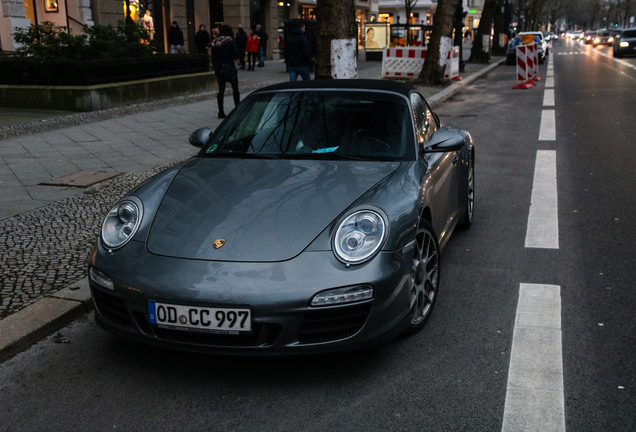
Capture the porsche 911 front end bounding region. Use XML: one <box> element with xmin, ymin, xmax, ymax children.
<box><xmin>89</xmin><ymin>79</ymin><xmax>474</xmax><ymax>355</ymax></box>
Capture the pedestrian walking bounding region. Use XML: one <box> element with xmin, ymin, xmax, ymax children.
<box><xmin>235</xmin><ymin>24</ymin><xmax>248</xmax><ymax>70</ymax></box>
<box><xmin>195</xmin><ymin>24</ymin><xmax>211</xmax><ymax>54</ymax></box>
<box><xmin>256</xmin><ymin>24</ymin><xmax>268</xmax><ymax>67</ymax></box>
<box><xmin>284</xmin><ymin>23</ymin><xmax>312</xmax><ymax>81</ymax></box>
<box><xmin>211</xmin><ymin>24</ymin><xmax>240</xmax><ymax>119</ymax></box>
<box><xmin>167</xmin><ymin>21</ymin><xmax>184</xmax><ymax>54</ymax></box>
<box><xmin>245</xmin><ymin>27</ymin><xmax>260</xmax><ymax>71</ymax></box>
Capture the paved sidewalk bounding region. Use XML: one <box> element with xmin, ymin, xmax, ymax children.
<box><xmin>0</xmin><ymin>53</ymin><xmax>504</xmax><ymax>361</ymax></box>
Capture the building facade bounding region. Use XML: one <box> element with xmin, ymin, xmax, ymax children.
<box><xmin>1</xmin><ymin>0</ymin><xmax>375</xmax><ymax>55</ymax></box>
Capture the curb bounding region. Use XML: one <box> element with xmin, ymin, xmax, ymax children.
<box><xmin>0</xmin><ymin>58</ymin><xmax>504</xmax><ymax>363</ymax></box>
<box><xmin>0</xmin><ymin>278</ymin><xmax>93</xmax><ymax>362</ymax></box>
<box><xmin>426</xmin><ymin>58</ymin><xmax>505</xmax><ymax>109</ymax></box>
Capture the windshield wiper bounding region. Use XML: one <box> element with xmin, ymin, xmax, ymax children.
<box><xmin>276</xmin><ymin>152</ymin><xmax>370</xmax><ymax>161</ymax></box>
<box><xmin>203</xmin><ymin>152</ymin><xmax>276</xmax><ymax>159</ymax></box>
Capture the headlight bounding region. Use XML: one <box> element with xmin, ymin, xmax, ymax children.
<box><xmin>333</xmin><ymin>209</ymin><xmax>387</xmax><ymax>264</ymax></box>
<box><xmin>620</xmin><ymin>41</ymin><xmax>629</xmax><ymax>47</ymax></box>
<box><xmin>101</xmin><ymin>199</ymin><xmax>143</xmax><ymax>249</ymax></box>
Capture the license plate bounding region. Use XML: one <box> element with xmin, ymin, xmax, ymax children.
<box><xmin>148</xmin><ymin>301</ymin><xmax>251</xmax><ymax>333</ymax></box>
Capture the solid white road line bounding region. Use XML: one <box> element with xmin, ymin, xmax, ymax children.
<box><xmin>525</xmin><ymin>150</ymin><xmax>559</xmax><ymax>249</ymax></box>
<box><xmin>539</xmin><ymin>110</ymin><xmax>556</xmax><ymax>141</ymax></box>
<box><xmin>502</xmin><ymin>283</ymin><xmax>565</xmax><ymax>432</ymax></box>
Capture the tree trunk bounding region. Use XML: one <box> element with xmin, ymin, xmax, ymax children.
<box><xmin>315</xmin><ymin>0</ymin><xmax>357</xmax><ymax>79</ymax></box>
<box><xmin>492</xmin><ymin>0</ymin><xmax>507</xmax><ymax>56</ymax></box>
<box><xmin>418</xmin><ymin>0</ymin><xmax>459</xmax><ymax>84</ymax></box>
<box><xmin>468</xmin><ymin>0</ymin><xmax>496</xmax><ymax>63</ymax></box>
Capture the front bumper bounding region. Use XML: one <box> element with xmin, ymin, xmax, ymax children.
<box><xmin>89</xmin><ymin>240</ymin><xmax>415</xmax><ymax>355</ymax></box>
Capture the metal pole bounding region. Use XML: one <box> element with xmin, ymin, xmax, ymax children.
<box><xmin>454</xmin><ymin>1</ymin><xmax>466</xmax><ymax>72</ymax></box>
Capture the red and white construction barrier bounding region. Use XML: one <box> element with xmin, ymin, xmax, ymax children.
<box><xmin>444</xmin><ymin>46</ymin><xmax>461</xmax><ymax>81</ymax></box>
<box><xmin>382</xmin><ymin>47</ymin><xmax>428</xmax><ymax>78</ymax></box>
<box><xmin>382</xmin><ymin>46</ymin><xmax>461</xmax><ymax>80</ymax></box>
<box><xmin>513</xmin><ymin>43</ymin><xmax>540</xmax><ymax>89</ymax></box>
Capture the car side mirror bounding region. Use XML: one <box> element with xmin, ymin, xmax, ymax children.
<box><xmin>189</xmin><ymin>127</ymin><xmax>212</xmax><ymax>148</ymax></box>
<box><xmin>424</xmin><ymin>127</ymin><xmax>466</xmax><ymax>152</ymax></box>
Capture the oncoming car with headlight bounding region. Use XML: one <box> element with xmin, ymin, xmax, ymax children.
<box><xmin>88</xmin><ymin>79</ymin><xmax>475</xmax><ymax>355</ymax></box>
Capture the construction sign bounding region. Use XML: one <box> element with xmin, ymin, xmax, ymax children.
<box><xmin>513</xmin><ymin>42</ymin><xmax>540</xmax><ymax>89</ymax></box>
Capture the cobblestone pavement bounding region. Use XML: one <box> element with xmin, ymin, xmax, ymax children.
<box><xmin>0</xmin><ymin>52</ymin><xmax>490</xmax><ymax>320</ymax></box>
<box><xmin>0</xmin><ymin>161</ymin><xmax>182</xmax><ymax>318</ymax></box>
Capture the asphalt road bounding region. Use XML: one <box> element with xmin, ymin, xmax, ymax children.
<box><xmin>0</xmin><ymin>39</ymin><xmax>634</xmax><ymax>431</ymax></box>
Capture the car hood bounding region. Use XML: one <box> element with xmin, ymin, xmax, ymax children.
<box><xmin>146</xmin><ymin>158</ymin><xmax>400</xmax><ymax>262</ymax></box>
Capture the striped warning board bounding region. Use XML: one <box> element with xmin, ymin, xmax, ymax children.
<box><xmin>382</xmin><ymin>46</ymin><xmax>460</xmax><ymax>79</ymax></box>
<box><xmin>382</xmin><ymin>47</ymin><xmax>428</xmax><ymax>77</ymax></box>
<box><xmin>444</xmin><ymin>46</ymin><xmax>460</xmax><ymax>80</ymax></box>
<box><xmin>513</xmin><ymin>43</ymin><xmax>539</xmax><ymax>89</ymax></box>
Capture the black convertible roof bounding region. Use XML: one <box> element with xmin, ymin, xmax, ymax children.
<box><xmin>254</xmin><ymin>79</ymin><xmax>417</xmax><ymax>98</ymax></box>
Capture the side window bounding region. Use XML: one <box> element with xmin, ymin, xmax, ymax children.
<box><xmin>410</xmin><ymin>93</ymin><xmax>438</xmax><ymax>147</ymax></box>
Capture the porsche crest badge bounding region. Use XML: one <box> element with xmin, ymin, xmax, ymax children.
<box><xmin>213</xmin><ymin>239</ymin><xmax>226</xmax><ymax>249</ymax></box>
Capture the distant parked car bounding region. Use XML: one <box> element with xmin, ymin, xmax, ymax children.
<box><xmin>507</xmin><ymin>32</ymin><xmax>548</xmax><ymax>65</ymax></box>
<box><xmin>613</xmin><ymin>27</ymin><xmax>636</xmax><ymax>57</ymax></box>
<box><xmin>519</xmin><ymin>31</ymin><xmax>549</xmax><ymax>63</ymax></box>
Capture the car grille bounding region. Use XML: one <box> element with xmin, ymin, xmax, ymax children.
<box><xmin>298</xmin><ymin>303</ymin><xmax>372</xmax><ymax>343</ymax></box>
<box><xmin>150</xmin><ymin>324</ymin><xmax>281</xmax><ymax>347</ymax></box>
<box><xmin>93</xmin><ymin>287</ymin><xmax>373</xmax><ymax>348</ymax></box>
<box><xmin>92</xmin><ymin>287</ymin><xmax>132</xmax><ymax>327</ymax></box>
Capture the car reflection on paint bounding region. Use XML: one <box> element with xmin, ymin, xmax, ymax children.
<box><xmin>88</xmin><ymin>79</ymin><xmax>475</xmax><ymax>355</ymax></box>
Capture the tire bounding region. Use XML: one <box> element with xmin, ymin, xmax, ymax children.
<box><xmin>404</xmin><ymin>220</ymin><xmax>440</xmax><ymax>335</ymax></box>
<box><xmin>457</xmin><ymin>151</ymin><xmax>474</xmax><ymax>229</ymax></box>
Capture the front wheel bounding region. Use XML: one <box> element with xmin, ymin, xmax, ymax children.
<box><xmin>404</xmin><ymin>221</ymin><xmax>440</xmax><ymax>335</ymax></box>
<box><xmin>457</xmin><ymin>152</ymin><xmax>474</xmax><ymax>229</ymax></box>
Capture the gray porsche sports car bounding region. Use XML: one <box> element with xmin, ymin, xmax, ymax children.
<box><xmin>88</xmin><ymin>79</ymin><xmax>474</xmax><ymax>355</ymax></box>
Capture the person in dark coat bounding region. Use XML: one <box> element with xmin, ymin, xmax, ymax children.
<box><xmin>211</xmin><ymin>25</ymin><xmax>240</xmax><ymax>118</ymax></box>
<box><xmin>167</xmin><ymin>21</ymin><xmax>184</xmax><ymax>54</ymax></box>
<box><xmin>235</xmin><ymin>24</ymin><xmax>248</xmax><ymax>69</ymax></box>
<box><xmin>195</xmin><ymin>24</ymin><xmax>211</xmax><ymax>54</ymax></box>
<box><xmin>283</xmin><ymin>23</ymin><xmax>312</xmax><ymax>81</ymax></box>
<box><xmin>256</xmin><ymin>24</ymin><xmax>268</xmax><ymax>67</ymax></box>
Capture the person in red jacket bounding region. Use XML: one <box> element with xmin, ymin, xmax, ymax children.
<box><xmin>245</xmin><ymin>27</ymin><xmax>260</xmax><ymax>71</ymax></box>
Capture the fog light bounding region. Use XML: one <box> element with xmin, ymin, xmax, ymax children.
<box><xmin>311</xmin><ymin>285</ymin><xmax>373</xmax><ymax>306</ymax></box>
<box><xmin>89</xmin><ymin>267</ymin><xmax>114</xmax><ymax>291</ymax></box>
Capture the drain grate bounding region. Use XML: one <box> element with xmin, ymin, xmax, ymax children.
<box><xmin>40</xmin><ymin>170</ymin><xmax>122</xmax><ymax>187</ymax></box>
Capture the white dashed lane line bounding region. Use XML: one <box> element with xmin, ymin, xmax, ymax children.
<box><xmin>525</xmin><ymin>150</ymin><xmax>559</xmax><ymax>249</ymax></box>
<box><xmin>503</xmin><ymin>54</ymin><xmax>565</xmax><ymax>432</ymax></box>
<box><xmin>543</xmin><ymin>89</ymin><xmax>555</xmax><ymax>107</ymax></box>
<box><xmin>539</xmin><ymin>110</ymin><xmax>557</xmax><ymax>141</ymax></box>
<box><xmin>502</xmin><ymin>284</ymin><xmax>565</xmax><ymax>432</ymax></box>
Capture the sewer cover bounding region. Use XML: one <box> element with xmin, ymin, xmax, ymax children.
<box><xmin>40</xmin><ymin>170</ymin><xmax>122</xmax><ymax>187</ymax></box>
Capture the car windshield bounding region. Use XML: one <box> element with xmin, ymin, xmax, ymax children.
<box><xmin>201</xmin><ymin>90</ymin><xmax>414</xmax><ymax>161</ymax></box>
